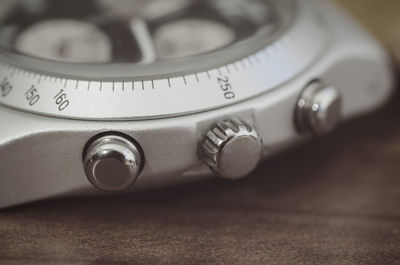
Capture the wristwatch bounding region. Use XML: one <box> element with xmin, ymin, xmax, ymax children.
<box><xmin>0</xmin><ymin>0</ymin><xmax>393</xmax><ymax>208</ymax></box>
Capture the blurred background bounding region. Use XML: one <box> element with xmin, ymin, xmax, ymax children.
<box><xmin>0</xmin><ymin>1</ymin><xmax>399</xmax><ymax>265</ymax></box>
<box><xmin>338</xmin><ymin>0</ymin><xmax>400</xmax><ymax>62</ymax></box>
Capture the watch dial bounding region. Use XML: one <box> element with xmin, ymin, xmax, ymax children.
<box><xmin>0</xmin><ymin>0</ymin><xmax>288</xmax><ymax>63</ymax></box>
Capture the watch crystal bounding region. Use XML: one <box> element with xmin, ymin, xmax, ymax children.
<box><xmin>0</xmin><ymin>0</ymin><xmax>289</xmax><ymax>63</ymax></box>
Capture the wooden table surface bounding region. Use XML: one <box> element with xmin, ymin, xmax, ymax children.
<box><xmin>1</xmin><ymin>1</ymin><xmax>400</xmax><ymax>264</ymax></box>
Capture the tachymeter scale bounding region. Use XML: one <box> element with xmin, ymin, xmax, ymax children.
<box><xmin>0</xmin><ymin>0</ymin><xmax>328</xmax><ymax>120</ymax></box>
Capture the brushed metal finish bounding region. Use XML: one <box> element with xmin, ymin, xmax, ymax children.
<box><xmin>83</xmin><ymin>135</ymin><xmax>144</xmax><ymax>192</ymax></box>
<box><xmin>0</xmin><ymin>0</ymin><xmax>394</xmax><ymax>208</ymax></box>
<box><xmin>202</xmin><ymin>119</ymin><xmax>263</xmax><ymax>179</ymax></box>
<box><xmin>296</xmin><ymin>81</ymin><xmax>342</xmax><ymax>135</ymax></box>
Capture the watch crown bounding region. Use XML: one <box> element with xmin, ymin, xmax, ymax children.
<box><xmin>201</xmin><ymin>118</ymin><xmax>263</xmax><ymax>180</ymax></box>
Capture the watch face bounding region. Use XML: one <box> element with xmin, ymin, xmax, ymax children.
<box><xmin>0</xmin><ymin>0</ymin><xmax>289</xmax><ymax>64</ymax></box>
<box><xmin>0</xmin><ymin>0</ymin><xmax>290</xmax><ymax>63</ymax></box>
<box><xmin>0</xmin><ymin>0</ymin><xmax>327</xmax><ymax>120</ymax></box>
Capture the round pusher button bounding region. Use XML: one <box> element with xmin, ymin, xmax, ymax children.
<box><xmin>201</xmin><ymin>118</ymin><xmax>263</xmax><ymax>180</ymax></box>
<box><xmin>83</xmin><ymin>134</ymin><xmax>144</xmax><ymax>192</ymax></box>
<box><xmin>296</xmin><ymin>81</ymin><xmax>342</xmax><ymax>135</ymax></box>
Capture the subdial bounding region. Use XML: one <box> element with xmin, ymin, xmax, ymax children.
<box><xmin>15</xmin><ymin>19</ymin><xmax>112</xmax><ymax>63</ymax></box>
<box><xmin>153</xmin><ymin>18</ymin><xmax>235</xmax><ymax>59</ymax></box>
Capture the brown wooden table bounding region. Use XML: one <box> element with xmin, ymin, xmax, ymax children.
<box><xmin>1</xmin><ymin>1</ymin><xmax>400</xmax><ymax>264</ymax></box>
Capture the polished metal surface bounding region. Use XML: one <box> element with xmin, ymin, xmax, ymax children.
<box><xmin>296</xmin><ymin>81</ymin><xmax>342</xmax><ymax>135</ymax></box>
<box><xmin>201</xmin><ymin>118</ymin><xmax>263</xmax><ymax>179</ymax></box>
<box><xmin>0</xmin><ymin>0</ymin><xmax>394</xmax><ymax>208</ymax></box>
<box><xmin>83</xmin><ymin>134</ymin><xmax>144</xmax><ymax>192</ymax></box>
<box><xmin>1</xmin><ymin>0</ymin><xmax>399</xmax><ymax>262</ymax></box>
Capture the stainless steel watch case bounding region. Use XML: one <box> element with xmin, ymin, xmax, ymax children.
<box><xmin>0</xmin><ymin>0</ymin><xmax>394</xmax><ymax>208</ymax></box>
